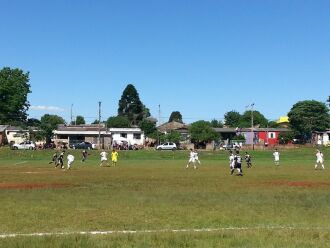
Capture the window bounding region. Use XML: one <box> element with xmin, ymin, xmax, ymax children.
<box><xmin>120</xmin><ymin>133</ymin><xmax>127</xmax><ymax>138</ymax></box>
<box><xmin>133</xmin><ymin>133</ymin><xmax>141</xmax><ymax>139</ymax></box>
<box><xmin>268</xmin><ymin>132</ymin><xmax>276</xmax><ymax>139</ymax></box>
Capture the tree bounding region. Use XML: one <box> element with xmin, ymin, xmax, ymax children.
<box><xmin>139</xmin><ymin>119</ymin><xmax>157</xmax><ymax>136</ymax></box>
<box><xmin>143</xmin><ymin>105</ymin><xmax>151</xmax><ymax>119</ymax></box>
<box><xmin>0</xmin><ymin>67</ymin><xmax>31</xmax><ymax>125</ymax></box>
<box><xmin>278</xmin><ymin>131</ymin><xmax>294</xmax><ymax>144</ymax></box>
<box><xmin>165</xmin><ymin>130</ymin><xmax>181</xmax><ymax>143</ymax></box>
<box><xmin>118</xmin><ymin>84</ymin><xmax>145</xmax><ymax>125</ymax></box>
<box><xmin>240</xmin><ymin>110</ymin><xmax>268</xmax><ymax>128</ymax></box>
<box><xmin>288</xmin><ymin>100</ymin><xmax>330</xmax><ymax>141</ymax></box>
<box><xmin>189</xmin><ymin>120</ymin><xmax>219</xmax><ymax>144</ymax></box>
<box><xmin>91</xmin><ymin>119</ymin><xmax>100</xmax><ymax>124</ymax></box>
<box><xmin>73</xmin><ymin>115</ymin><xmax>85</xmax><ymax>125</ymax></box>
<box><xmin>327</xmin><ymin>96</ymin><xmax>330</xmax><ymax>108</ymax></box>
<box><xmin>169</xmin><ymin>111</ymin><xmax>183</xmax><ymax>123</ymax></box>
<box><xmin>224</xmin><ymin>111</ymin><xmax>241</xmax><ymax>127</ymax></box>
<box><xmin>210</xmin><ymin>119</ymin><xmax>223</xmax><ymax>128</ymax></box>
<box><xmin>107</xmin><ymin>116</ymin><xmax>131</xmax><ymax>128</ymax></box>
<box><xmin>268</xmin><ymin>121</ymin><xmax>280</xmax><ymax>128</ymax></box>
<box><xmin>26</xmin><ymin>118</ymin><xmax>41</xmax><ymax>127</ymax></box>
<box><xmin>40</xmin><ymin>114</ymin><xmax>65</xmax><ymax>143</ymax></box>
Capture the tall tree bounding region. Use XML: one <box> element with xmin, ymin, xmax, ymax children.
<box><xmin>169</xmin><ymin>111</ymin><xmax>183</xmax><ymax>123</ymax></box>
<box><xmin>118</xmin><ymin>84</ymin><xmax>145</xmax><ymax>125</ymax></box>
<box><xmin>107</xmin><ymin>116</ymin><xmax>131</xmax><ymax>128</ymax></box>
<box><xmin>224</xmin><ymin>111</ymin><xmax>241</xmax><ymax>127</ymax></box>
<box><xmin>40</xmin><ymin>114</ymin><xmax>65</xmax><ymax>143</ymax></box>
<box><xmin>73</xmin><ymin>115</ymin><xmax>85</xmax><ymax>125</ymax></box>
<box><xmin>0</xmin><ymin>67</ymin><xmax>31</xmax><ymax>125</ymax></box>
<box><xmin>240</xmin><ymin>110</ymin><xmax>268</xmax><ymax>128</ymax></box>
<box><xmin>139</xmin><ymin>119</ymin><xmax>157</xmax><ymax>136</ymax></box>
<box><xmin>288</xmin><ymin>100</ymin><xmax>330</xmax><ymax>140</ymax></box>
<box><xmin>26</xmin><ymin>118</ymin><xmax>41</xmax><ymax>127</ymax></box>
<box><xmin>327</xmin><ymin>96</ymin><xmax>330</xmax><ymax>108</ymax></box>
<box><xmin>189</xmin><ymin>120</ymin><xmax>219</xmax><ymax>144</ymax></box>
<box><xmin>210</xmin><ymin>119</ymin><xmax>223</xmax><ymax>128</ymax></box>
<box><xmin>143</xmin><ymin>105</ymin><xmax>151</xmax><ymax>119</ymax></box>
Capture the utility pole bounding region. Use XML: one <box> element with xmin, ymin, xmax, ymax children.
<box><xmin>70</xmin><ymin>104</ymin><xmax>73</xmax><ymax>125</ymax></box>
<box><xmin>251</xmin><ymin>103</ymin><xmax>255</xmax><ymax>150</ymax></box>
<box><xmin>98</xmin><ymin>101</ymin><xmax>101</xmax><ymax>149</ymax></box>
<box><xmin>157</xmin><ymin>104</ymin><xmax>161</xmax><ymax>145</ymax></box>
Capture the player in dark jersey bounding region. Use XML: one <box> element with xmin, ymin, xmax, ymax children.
<box><xmin>231</xmin><ymin>150</ymin><xmax>243</xmax><ymax>176</ymax></box>
<box><xmin>244</xmin><ymin>152</ymin><xmax>252</xmax><ymax>168</ymax></box>
<box><xmin>55</xmin><ymin>151</ymin><xmax>65</xmax><ymax>169</ymax></box>
<box><xmin>49</xmin><ymin>152</ymin><xmax>58</xmax><ymax>165</ymax></box>
<box><xmin>82</xmin><ymin>150</ymin><xmax>88</xmax><ymax>162</ymax></box>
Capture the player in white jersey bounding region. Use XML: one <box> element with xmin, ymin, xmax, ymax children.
<box><xmin>194</xmin><ymin>149</ymin><xmax>201</xmax><ymax>166</ymax></box>
<box><xmin>315</xmin><ymin>149</ymin><xmax>325</xmax><ymax>170</ymax></box>
<box><xmin>231</xmin><ymin>150</ymin><xmax>243</xmax><ymax>176</ymax></box>
<box><xmin>67</xmin><ymin>153</ymin><xmax>75</xmax><ymax>170</ymax></box>
<box><xmin>229</xmin><ymin>151</ymin><xmax>235</xmax><ymax>170</ymax></box>
<box><xmin>186</xmin><ymin>149</ymin><xmax>197</xmax><ymax>169</ymax></box>
<box><xmin>273</xmin><ymin>149</ymin><xmax>280</xmax><ymax>166</ymax></box>
<box><xmin>100</xmin><ymin>150</ymin><xmax>109</xmax><ymax>167</ymax></box>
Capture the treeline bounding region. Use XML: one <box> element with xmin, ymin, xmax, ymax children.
<box><xmin>1</xmin><ymin>67</ymin><xmax>330</xmax><ymax>143</ymax></box>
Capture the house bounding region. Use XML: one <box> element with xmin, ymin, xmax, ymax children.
<box><xmin>0</xmin><ymin>125</ymin><xmax>8</xmax><ymax>146</ymax></box>
<box><xmin>5</xmin><ymin>126</ymin><xmax>30</xmax><ymax>145</ymax></box>
<box><xmin>312</xmin><ymin>130</ymin><xmax>330</xmax><ymax>146</ymax></box>
<box><xmin>157</xmin><ymin>121</ymin><xmax>189</xmax><ymax>140</ymax></box>
<box><xmin>276</xmin><ymin>116</ymin><xmax>290</xmax><ymax>128</ymax></box>
<box><xmin>110</xmin><ymin>128</ymin><xmax>145</xmax><ymax>146</ymax></box>
<box><xmin>255</xmin><ymin>128</ymin><xmax>290</xmax><ymax>145</ymax></box>
<box><xmin>214</xmin><ymin>127</ymin><xmax>290</xmax><ymax>145</ymax></box>
<box><xmin>53</xmin><ymin>125</ymin><xmax>145</xmax><ymax>149</ymax></box>
<box><xmin>53</xmin><ymin>124</ymin><xmax>111</xmax><ymax>149</ymax></box>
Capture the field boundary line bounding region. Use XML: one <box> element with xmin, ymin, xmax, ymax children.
<box><xmin>1</xmin><ymin>226</ymin><xmax>330</xmax><ymax>238</ymax></box>
<box><xmin>14</xmin><ymin>161</ymin><xmax>28</xmax><ymax>165</ymax></box>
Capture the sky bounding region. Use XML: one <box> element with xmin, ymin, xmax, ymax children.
<box><xmin>1</xmin><ymin>0</ymin><xmax>329</xmax><ymax>124</ymax></box>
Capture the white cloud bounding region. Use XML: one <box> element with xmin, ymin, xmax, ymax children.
<box><xmin>30</xmin><ymin>105</ymin><xmax>65</xmax><ymax>112</ymax></box>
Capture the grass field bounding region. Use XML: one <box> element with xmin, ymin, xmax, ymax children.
<box><xmin>0</xmin><ymin>147</ymin><xmax>329</xmax><ymax>247</ymax></box>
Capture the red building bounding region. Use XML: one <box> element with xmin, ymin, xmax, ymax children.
<box><xmin>256</xmin><ymin>128</ymin><xmax>290</xmax><ymax>145</ymax></box>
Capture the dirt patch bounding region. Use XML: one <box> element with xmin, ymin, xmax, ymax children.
<box><xmin>0</xmin><ymin>183</ymin><xmax>71</xmax><ymax>190</ymax></box>
<box><xmin>264</xmin><ymin>180</ymin><xmax>330</xmax><ymax>188</ymax></box>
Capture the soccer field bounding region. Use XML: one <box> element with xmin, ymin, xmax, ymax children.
<box><xmin>0</xmin><ymin>148</ymin><xmax>329</xmax><ymax>247</ymax></box>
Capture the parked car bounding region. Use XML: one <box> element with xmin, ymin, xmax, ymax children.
<box><xmin>221</xmin><ymin>143</ymin><xmax>240</xmax><ymax>150</ymax></box>
<box><xmin>69</xmin><ymin>141</ymin><xmax>93</xmax><ymax>150</ymax></box>
<box><xmin>156</xmin><ymin>142</ymin><xmax>177</xmax><ymax>150</ymax></box>
<box><xmin>12</xmin><ymin>141</ymin><xmax>36</xmax><ymax>150</ymax></box>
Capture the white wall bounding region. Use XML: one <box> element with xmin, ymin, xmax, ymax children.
<box><xmin>111</xmin><ymin>130</ymin><xmax>145</xmax><ymax>146</ymax></box>
<box><xmin>6</xmin><ymin>130</ymin><xmax>29</xmax><ymax>144</ymax></box>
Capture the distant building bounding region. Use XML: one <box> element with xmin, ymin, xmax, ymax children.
<box><xmin>276</xmin><ymin>116</ymin><xmax>289</xmax><ymax>128</ymax></box>
<box><xmin>5</xmin><ymin>126</ymin><xmax>30</xmax><ymax>144</ymax></box>
<box><xmin>52</xmin><ymin>124</ymin><xmax>145</xmax><ymax>149</ymax></box>
<box><xmin>312</xmin><ymin>130</ymin><xmax>330</xmax><ymax>146</ymax></box>
<box><xmin>53</xmin><ymin>124</ymin><xmax>111</xmax><ymax>149</ymax></box>
<box><xmin>214</xmin><ymin>127</ymin><xmax>290</xmax><ymax>145</ymax></box>
<box><xmin>157</xmin><ymin>121</ymin><xmax>189</xmax><ymax>140</ymax></box>
<box><xmin>110</xmin><ymin>128</ymin><xmax>145</xmax><ymax>146</ymax></box>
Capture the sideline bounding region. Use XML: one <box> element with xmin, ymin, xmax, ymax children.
<box><xmin>1</xmin><ymin>226</ymin><xmax>330</xmax><ymax>238</ymax></box>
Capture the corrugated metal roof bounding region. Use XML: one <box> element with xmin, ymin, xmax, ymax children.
<box><xmin>0</xmin><ymin>125</ymin><xmax>8</xmax><ymax>132</ymax></box>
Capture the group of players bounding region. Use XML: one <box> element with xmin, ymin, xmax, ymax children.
<box><xmin>185</xmin><ymin>147</ymin><xmax>325</xmax><ymax>176</ymax></box>
<box><xmin>49</xmin><ymin>149</ymin><xmax>119</xmax><ymax>170</ymax></box>
<box><xmin>47</xmin><ymin>146</ymin><xmax>325</xmax><ymax>173</ymax></box>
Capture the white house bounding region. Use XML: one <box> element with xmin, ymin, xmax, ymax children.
<box><xmin>110</xmin><ymin>128</ymin><xmax>145</xmax><ymax>146</ymax></box>
<box><xmin>313</xmin><ymin>130</ymin><xmax>330</xmax><ymax>146</ymax></box>
<box><xmin>5</xmin><ymin>126</ymin><xmax>30</xmax><ymax>144</ymax></box>
<box><xmin>53</xmin><ymin>124</ymin><xmax>112</xmax><ymax>149</ymax></box>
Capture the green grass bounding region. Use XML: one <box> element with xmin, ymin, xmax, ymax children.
<box><xmin>0</xmin><ymin>147</ymin><xmax>329</xmax><ymax>247</ymax></box>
